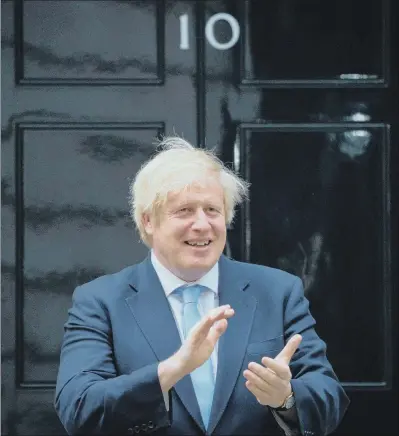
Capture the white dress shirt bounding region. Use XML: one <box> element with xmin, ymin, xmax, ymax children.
<box><xmin>151</xmin><ymin>251</ymin><xmax>219</xmax><ymax>378</ymax></box>
<box><xmin>151</xmin><ymin>252</ymin><xmax>297</xmax><ymax>433</ymax></box>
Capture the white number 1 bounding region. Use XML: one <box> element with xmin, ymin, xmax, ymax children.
<box><xmin>179</xmin><ymin>14</ymin><xmax>190</xmax><ymax>50</ymax></box>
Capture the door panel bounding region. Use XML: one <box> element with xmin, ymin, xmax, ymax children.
<box><xmin>240</xmin><ymin>0</ymin><xmax>387</xmax><ymax>85</ymax></box>
<box><xmin>202</xmin><ymin>0</ymin><xmax>397</xmax><ymax>435</ymax></box>
<box><xmin>240</xmin><ymin>124</ymin><xmax>389</xmax><ymax>385</ymax></box>
<box><xmin>2</xmin><ymin>0</ymin><xmax>397</xmax><ymax>435</ymax></box>
<box><xmin>19</xmin><ymin>0</ymin><xmax>162</xmax><ymax>84</ymax></box>
<box><xmin>20</xmin><ymin>123</ymin><xmax>161</xmax><ymax>386</ymax></box>
<box><xmin>2</xmin><ymin>0</ymin><xmax>198</xmax><ymax>434</ymax></box>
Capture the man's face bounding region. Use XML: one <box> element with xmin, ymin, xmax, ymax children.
<box><xmin>143</xmin><ymin>180</ymin><xmax>227</xmax><ymax>281</ymax></box>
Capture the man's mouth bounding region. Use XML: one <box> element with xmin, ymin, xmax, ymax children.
<box><xmin>184</xmin><ymin>240</ymin><xmax>212</xmax><ymax>247</ymax></box>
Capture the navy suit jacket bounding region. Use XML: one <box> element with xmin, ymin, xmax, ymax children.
<box><xmin>55</xmin><ymin>255</ymin><xmax>349</xmax><ymax>435</ymax></box>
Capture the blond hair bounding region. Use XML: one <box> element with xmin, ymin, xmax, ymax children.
<box><xmin>129</xmin><ymin>136</ymin><xmax>249</xmax><ymax>246</ymax></box>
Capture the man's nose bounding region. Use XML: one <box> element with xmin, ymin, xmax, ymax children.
<box><xmin>192</xmin><ymin>209</ymin><xmax>211</xmax><ymax>229</ymax></box>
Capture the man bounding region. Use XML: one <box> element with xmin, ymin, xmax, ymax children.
<box><xmin>55</xmin><ymin>136</ymin><xmax>349</xmax><ymax>435</ymax></box>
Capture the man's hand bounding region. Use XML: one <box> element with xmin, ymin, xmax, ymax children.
<box><xmin>243</xmin><ymin>334</ymin><xmax>302</xmax><ymax>408</ymax></box>
<box><xmin>158</xmin><ymin>305</ymin><xmax>234</xmax><ymax>393</ymax></box>
<box><xmin>177</xmin><ymin>305</ymin><xmax>234</xmax><ymax>374</ymax></box>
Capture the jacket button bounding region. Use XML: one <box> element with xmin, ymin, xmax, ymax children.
<box><xmin>141</xmin><ymin>423</ymin><xmax>147</xmax><ymax>432</ymax></box>
<box><xmin>148</xmin><ymin>421</ymin><xmax>154</xmax><ymax>429</ymax></box>
<box><xmin>134</xmin><ymin>426</ymin><xmax>140</xmax><ymax>433</ymax></box>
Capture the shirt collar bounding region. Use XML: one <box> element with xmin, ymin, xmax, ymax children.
<box><xmin>151</xmin><ymin>250</ymin><xmax>219</xmax><ymax>297</ymax></box>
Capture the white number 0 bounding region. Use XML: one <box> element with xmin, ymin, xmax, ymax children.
<box><xmin>179</xmin><ymin>13</ymin><xmax>240</xmax><ymax>50</ymax></box>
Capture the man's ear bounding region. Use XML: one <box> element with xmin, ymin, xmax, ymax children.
<box><xmin>142</xmin><ymin>213</ymin><xmax>154</xmax><ymax>236</ymax></box>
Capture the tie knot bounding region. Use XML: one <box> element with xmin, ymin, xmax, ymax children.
<box><xmin>180</xmin><ymin>284</ymin><xmax>204</xmax><ymax>304</ymax></box>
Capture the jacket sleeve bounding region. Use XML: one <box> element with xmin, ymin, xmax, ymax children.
<box><xmin>54</xmin><ymin>285</ymin><xmax>172</xmax><ymax>435</ymax></box>
<box><xmin>286</xmin><ymin>277</ymin><xmax>350</xmax><ymax>436</ymax></box>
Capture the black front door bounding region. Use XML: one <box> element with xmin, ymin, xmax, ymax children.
<box><xmin>2</xmin><ymin>1</ymin><xmax>397</xmax><ymax>435</ymax></box>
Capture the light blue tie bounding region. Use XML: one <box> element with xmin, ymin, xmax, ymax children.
<box><xmin>180</xmin><ymin>284</ymin><xmax>215</xmax><ymax>429</ymax></box>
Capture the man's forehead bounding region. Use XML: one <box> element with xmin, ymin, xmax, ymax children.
<box><xmin>165</xmin><ymin>183</ymin><xmax>224</xmax><ymax>204</ymax></box>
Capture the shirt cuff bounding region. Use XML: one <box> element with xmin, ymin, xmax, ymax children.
<box><xmin>163</xmin><ymin>391</ymin><xmax>170</xmax><ymax>411</ymax></box>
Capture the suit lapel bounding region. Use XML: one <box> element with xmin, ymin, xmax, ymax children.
<box><xmin>125</xmin><ymin>256</ymin><xmax>205</xmax><ymax>432</ymax></box>
<box><xmin>207</xmin><ymin>256</ymin><xmax>256</xmax><ymax>435</ymax></box>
